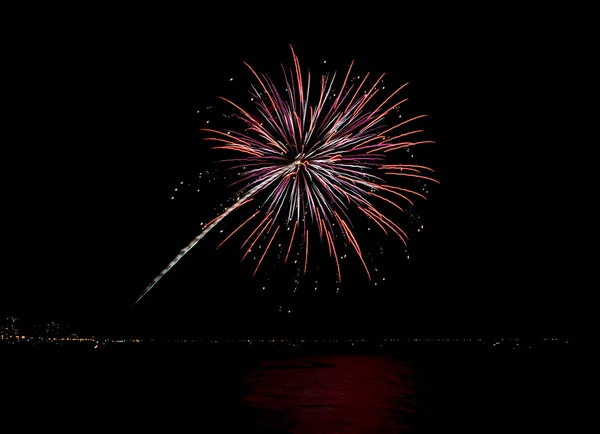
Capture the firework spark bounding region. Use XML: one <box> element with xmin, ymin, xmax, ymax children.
<box><xmin>135</xmin><ymin>45</ymin><xmax>437</xmax><ymax>304</ymax></box>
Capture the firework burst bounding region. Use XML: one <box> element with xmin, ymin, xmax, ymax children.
<box><xmin>135</xmin><ymin>45</ymin><xmax>437</xmax><ymax>304</ymax></box>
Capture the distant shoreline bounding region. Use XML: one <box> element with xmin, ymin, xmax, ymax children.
<box><xmin>1</xmin><ymin>335</ymin><xmax>574</xmax><ymax>354</ymax></box>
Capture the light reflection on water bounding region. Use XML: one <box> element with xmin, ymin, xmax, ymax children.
<box><xmin>5</xmin><ymin>348</ymin><xmax>575</xmax><ymax>432</ymax></box>
<box><xmin>242</xmin><ymin>356</ymin><xmax>425</xmax><ymax>432</ymax></box>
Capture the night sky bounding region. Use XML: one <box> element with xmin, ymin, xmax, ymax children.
<box><xmin>5</xmin><ymin>9</ymin><xmax>586</xmax><ymax>339</ymax></box>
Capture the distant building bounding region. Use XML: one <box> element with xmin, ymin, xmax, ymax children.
<box><xmin>32</xmin><ymin>321</ymin><xmax>68</xmax><ymax>337</ymax></box>
<box><xmin>6</xmin><ymin>316</ymin><xmax>19</xmax><ymax>334</ymax></box>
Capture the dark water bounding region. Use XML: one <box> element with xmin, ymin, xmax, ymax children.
<box><xmin>242</xmin><ymin>356</ymin><xmax>421</xmax><ymax>432</ymax></box>
<box><xmin>3</xmin><ymin>349</ymin><xmax>576</xmax><ymax>432</ymax></box>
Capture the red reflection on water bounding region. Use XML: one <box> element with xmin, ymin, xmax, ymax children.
<box><xmin>243</xmin><ymin>356</ymin><xmax>420</xmax><ymax>432</ymax></box>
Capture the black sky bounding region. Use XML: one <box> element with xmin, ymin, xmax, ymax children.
<box><xmin>5</xmin><ymin>8</ymin><xmax>587</xmax><ymax>338</ymax></box>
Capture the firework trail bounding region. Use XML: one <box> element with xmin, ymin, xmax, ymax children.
<box><xmin>135</xmin><ymin>167</ymin><xmax>290</xmax><ymax>304</ymax></box>
<box><xmin>135</xmin><ymin>45</ymin><xmax>437</xmax><ymax>304</ymax></box>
